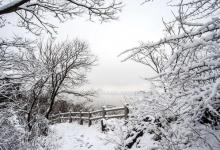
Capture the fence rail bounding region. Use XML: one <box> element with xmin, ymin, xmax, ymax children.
<box><xmin>49</xmin><ymin>104</ymin><xmax>129</xmax><ymax>127</ymax></box>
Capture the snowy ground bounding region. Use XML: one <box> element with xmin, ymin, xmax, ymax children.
<box><xmin>42</xmin><ymin>122</ymin><xmax>156</xmax><ymax>150</ymax></box>
<box><xmin>39</xmin><ymin>121</ymin><xmax>220</xmax><ymax>150</ymax></box>
<box><xmin>44</xmin><ymin>123</ymin><xmax>116</xmax><ymax>150</ymax></box>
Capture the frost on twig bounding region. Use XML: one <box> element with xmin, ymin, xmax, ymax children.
<box><xmin>0</xmin><ymin>0</ymin><xmax>122</xmax><ymax>35</ymax></box>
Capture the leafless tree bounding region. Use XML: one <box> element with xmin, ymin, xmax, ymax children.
<box><xmin>0</xmin><ymin>0</ymin><xmax>119</xmax><ymax>148</ymax></box>
<box><xmin>0</xmin><ymin>0</ymin><xmax>122</xmax><ymax>35</ymax></box>
<box><xmin>41</xmin><ymin>39</ymin><xmax>96</xmax><ymax>118</ymax></box>
<box><xmin>0</xmin><ymin>0</ymin><xmax>120</xmax><ymax>125</ymax></box>
<box><xmin>0</xmin><ymin>0</ymin><xmax>121</xmax><ymax>107</ymax></box>
<box><xmin>120</xmin><ymin>0</ymin><xmax>220</xmax><ymax>149</ymax></box>
<box><xmin>0</xmin><ymin>0</ymin><xmax>121</xmax><ymax>103</ymax></box>
<box><xmin>25</xmin><ymin>39</ymin><xmax>96</xmax><ymax>127</ymax></box>
<box><xmin>0</xmin><ymin>38</ymin><xmax>96</xmax><ymax>136</ymax></box>
<box><xmin>0</xmin><ymin>37</ymin><xmax>37</xmax><ymax>104</ymax></box>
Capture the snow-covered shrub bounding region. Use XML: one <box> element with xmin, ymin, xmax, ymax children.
<box><xmin>28</xmin><ymin>117</ymin><xmax>55</xmax><ymax>150</ymax></box>
<box><xmin>101</xmin><ymin>105</ymin><xmax>159</xmax><ymax>150</ymax></box>
<box><xmin>0</xmin><ymin>102</ymin><xmax>51</xmax><ymax>150</ymax></box>
<box><xmin>106</xmin><ymin>89</ymin><xmax>219</xmax><ymax>150</ymax></box>
<box><xmin>101</xmin><ymin>119</ymin><xmax>128</xmax><ymax>150</ymax></box>
<box><xmin>0</xmin><ymin>106</ymin><xmax>27</xmax><ymax>150</ymax></box>
<box><xmin>29</xmin><ymin>115</ymin><xmax>49</xmax><ymax>140</ymax></box>
<box><xmin>129</xmin><ymin>91</ymin><xmax>220</xmax><ymax>150</ymax></box>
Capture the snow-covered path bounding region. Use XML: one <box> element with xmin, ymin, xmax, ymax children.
<box><xmin>46</xmin><ymin>123</ymin><xmax>116</xmax><ymax>150</ymax></box>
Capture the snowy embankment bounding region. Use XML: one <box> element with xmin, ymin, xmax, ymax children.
<box><xmin>40</xmin><ymin>122</ymin><xmax>156</xmax><ymax>150</ymax></box>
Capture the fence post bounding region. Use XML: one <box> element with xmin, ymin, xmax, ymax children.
<box><xmin>102</xmin><ymin>106</ymin><xmax>106</xmax><ymax>119</ymax></box>
<box><xmin>124</xmin><ymin>104</ymin><xmax>129</xmax><ymax>119</ymax></box>
<box><xmin>101</xmin><ymin>119</ymin><xmax>106</xmax><ymax>132</ymax></box>
<box><xmin>59</xmin><ymin>111</ymin><xmax>62</xmax><ymax>123</ymax></box>
<box><xmin>88</xmin><ymin>112</ymin><xmax>92</xmax><ymax>127</ymax></box>
<box><xmin>69</xmin><ymin>111</ymin><xmax>72</xmax><ymax>123</ymax></box>
<box><xmin>79</xmin><ymin>111</ymin><xmax>83</xmax><ymax>125</ymax></box>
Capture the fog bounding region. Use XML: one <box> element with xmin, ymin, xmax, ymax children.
<box><xmin>54</xmin><ymin>0</ymin><xmax>172</xmax><ymax>106</ymax></box>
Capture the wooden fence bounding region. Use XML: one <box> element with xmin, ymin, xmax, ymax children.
<box><xmin>49</xmin><ymin>104</ymin><xmax>129</xmax><ymax>127</ymax></box>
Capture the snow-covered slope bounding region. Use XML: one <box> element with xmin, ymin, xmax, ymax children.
<box><xmin>40</xmin><ymin>121</ymin><xmax>157</xmax><ymax>150</ymax></box>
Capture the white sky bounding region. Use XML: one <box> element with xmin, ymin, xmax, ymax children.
<box><xmin>56</xmin><ymin>0</ymin><xmax>172</xmax><ymax>94</ymax></box>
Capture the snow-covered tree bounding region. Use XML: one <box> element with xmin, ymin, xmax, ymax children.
<box><xmin>120</xmin><ymin>0</ymin><xmax>220</xmax><ymax>149</ymax></box>
<box><xmin>24</xmin><ymin>39</ymin><xmax>96</xmax><ymax>130</ymax></box>
<box><xmin>0</xmin><ymin>0</ymin><xmax>121</xmax><ymax>113</ymax></box>
<box><xmin>0</xmin><ymin>0</ymin><xmax>122</xmax><ymax>98</ymax></box>
<box><xmin>39</xmin><ymin>39</ymin><xmax>96</xmax><ymax>118</ymax></box>
<box><xmin>0</xmin><ymin>0</ymin><xmax>122</xmax><ymax>35</ymax></box>
<box><xmin>0</xmin><ymin>0</ymin><xmax>119</xmax><ymax>148</ymax></box>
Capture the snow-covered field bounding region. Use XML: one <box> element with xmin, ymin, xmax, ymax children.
<box><xmin>41</xmin><ymin>122</ymin><xmax>156</xmax><ymax>150</ymax></box>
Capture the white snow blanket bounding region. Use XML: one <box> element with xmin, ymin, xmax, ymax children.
<box><xmin>43</xmin><ymin>122</ymin><xmax>156</xmax><ymax>150</ymax></box>
<box><xmin>45</xmin><ymin>123</ymin><xmax>117</xmax><ymax>150</ymax></box>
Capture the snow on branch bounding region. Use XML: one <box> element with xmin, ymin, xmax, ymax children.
<box><xmin>0</xmin><ymin>0</ymin><xmax>122</xmax><ymax>35</ymax></box>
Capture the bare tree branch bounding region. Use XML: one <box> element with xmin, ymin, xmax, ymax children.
<box><xmin>0</xmin><ymin>0</ymin><xmax>122</xmax><ymax>35</ymax></box>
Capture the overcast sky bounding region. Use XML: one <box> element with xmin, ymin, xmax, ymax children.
<box><xmin>56</xmin><ymin>0</ymin><xmax>172</xmax><ymax>95</ymax></box>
